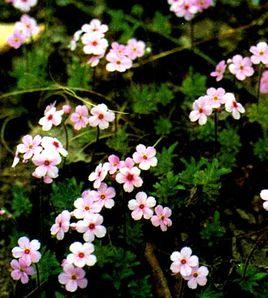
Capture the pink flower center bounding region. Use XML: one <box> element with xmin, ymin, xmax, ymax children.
<box><xmin>193</xmin><ymin>272</ymin><xmax>198</xmax><ymax>278</ymax></box>
<box><xmin>78</xmin><ymin>252</ymin><xmax>85</xmax><ymax>258</ymax></box>
<box><xmin>53</xmin><ymin>141</ymin><xmax>59</xmax><ymax>148</ymax></box>
<box><xmin>44</xmin><ymin>160</ymin><xmax>50</xmax><ymax>166</ymax></box>
<box><xmin>181</xmin><ymin>259</ymin><xmax>187</xmax><ymax>264</ymax></box>
<box><xmin>160</xmin><ymin>215</ymin><xmax>165</xmax><ymax>220</ymax></box>
<box><xmin>139</xmin><ymin>204</ymin><xmax>145</xmax><ymax>209</ymax></box>
<box><xmin>28</xmin><ymin>144</ymin><xmax>33</xmax><ymax>149</ymax></box>
<box><xmin>239</xmin><ymin>65</ymin><xmax>244</xmax><ymax>70</ymax></box>
<box><xmin>233</xmin><ymin>101</ymin><xmax>238</xmax><ymax>108</ymax></box>
<box><xmin>126</xmin><ymin>173</ymin><xmax>134</xmax><ymax>181</ymax></box>
<box><xmin>100</xmin><ymin>194</ymin><xmax>106</xmax><ymax>200</ymax></box>
<box><xmin>71</xmin><ymin>274</ymin><xmax>77</xmax><ymax>280</ymax></box>
<box><xmin>89</xmin><ymin>223</ymin><xmax>95</xmax><ymax>230</ymax></box>
<box><xmin>199</xmin><ymin>108</ymin><xmax>203</xmax><ymax>113</ymax></box>
<box><xmin>116</xmin><ymin>60</ymin><xmax>121</xmax><ymax>65</ymax></box>
<box><xmin>184</xmin><ymin>4</ymin><xmax>189</xmax><ymax>9</ymax></box>
<box><xmin>213</xmin><ymin>96</ymin><xmax>218</xmax><ymax>101</ymax></box>
<box><xmin>143</xmin><ymin>155</ymin><xmax>147</xmax><ymax>160</ymax></box>
<box><xmin>24</xmin><ymin>248</ymin><xmax>30</xmax><ymax>254</ymax></box>
<box><xmin>259</xmin><ymin>51</ymin><xmax>264</xmax><ymax>55</ymax></box>
<box><xmin>92</xmin><ymin>41</ymin><xmax>98</xmax><ymax>46</ymax></box>
<box><xmin>47</xmin><ymin>114</ymin><xmax>53</xmax><ymax>120</ymax></box>
<box><xmin>98</xmin><ymin>114</ymin><xmax>104</xmax><ymax>120</ymax></box>
<box><xmin>85</xmin><ymin>206</ymin><xmax>90</xmax><ymax>211</ymax></box>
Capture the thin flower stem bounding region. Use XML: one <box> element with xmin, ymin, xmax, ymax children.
<box><xmin>63</xmin><ymin>123</ymin><xmax>69</xmax><ymax>152</ymax></box>
<box><xmin>256</xmin><ymin>63</ymin><xmax>263</xmax><ymax>102</ymax></box>
<box><xmin>214</xmin><ymin>111</ymin><xmax>218</xmax><ymax>157</ymax></box>
<box><xmin>190</xmin><ymin>20</ymin><xmax>194</xmax><ymax>50</ymax></box>
<box><xmin>35</xmin><ymin>263</ymin><xmax>41</xmax><ymax>297</ymax></box>
<box><xmin>153</xmin><ymin>136</ymin><xmax>164</xmax><ymax>148</ymax></box>
<box><xmin>243</xmin><ymin>232</ymin><xmax>266</xmax><ymax>279</ymax></box>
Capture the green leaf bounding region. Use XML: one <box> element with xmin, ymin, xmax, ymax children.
<box><xmin>149</xmin><ymin>12</ymin><xmax>172</xmax><ymax>36</ymax></box>
<box><xmin>11</xmin><ymin>185</ymin><xmax>32</xmax><ymax>218</ymax></box>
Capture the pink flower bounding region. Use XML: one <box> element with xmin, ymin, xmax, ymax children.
<box><xmin>189</xmin><ymin>96</ymin><xmax>212</xmax><ymax>125</ymax></box>
<box><xmin>58</xmin><ymin>263</ymin><xmax>88</xmax><ymax>292</ymax></box>
<box><xmin>81</xmin><ymin>19</ymin><xmax>108</xmax><ymax>36</ymax></box>
<box><xmin>87</xmin><ymin>54</ymin><xmax>104</xmax><ymax>67</ymax></box>
<box><xmin>210</xmin><ymin>60</ymin><xmax>226</xmax><ymax>81</ymax></box>
<box><xmin>184</xmin><ymin>266</ymin><xmax>209</xmax><ymax>289</ymax></box>
<box><xmin>170</xmin><ymin>247</ymin><xmax>199</xmax><ymax>276</ymax></box>
<box><xmin>228</xmin><ymin>55</ymin><xmax>254</xmax><ymax>81</ymax></box>
<box><xmin>50</xmin><ymin>210</ymin><xmax>70</xmax><ymax>240</ymax></box>
<box><xmin>12</xmin><ymin>236</ymin><xmax>41</xmax><ymax>266</ymax></box>
<box><xmin>88</xmin><ymin>163</ymin><xmax>109</xmax><ymax>189</ymax></box>
<box><xmin>62</xmin><ymin>104</ymin><xmax>72</xmax><ymax>114</ymax></box>
<box><xmin>250</xmin><ymin>42</ymin><xmax>268</xmax><ymax>65</ymax></box>
<box><xmin>10</xmin><ymin>258</ymin><xmax>35</xmax><ymax>284</ymax></box>
<box><xmin>125</xmin><ymin>39</ymin><xmax>145</xmax><ymax>60</ymax></box>
<box><xmin>12</xmin><ymin>135</ymin><xmax>42</xmax><ymax>167</ymax></box>
<box><xmin>260</xmin><ymin>189</ymin><xmax>268</xmax><ymax>211</ymax></box>
<box><xmin>39</xmin><ymin>105</ymin><xmax>64</xmax><ymax>131</ymax></box>
<box><xmin>133</xmin><ymin>144</ymin><xmax>158</xmax><ymax>170</ymax></box>
<box><xmin>119</xmin><ymin>157</ymin><xmax>135</xmax><ymax>169</ymax></box>
<box><xmin>70</xmin><ymin>105</ymin><xmax>89</xmax><ymax>130</ymax></box>
<box><xmin>19</xmin><ymin>14</ymin><xmax>39</xmax><ymax>36</ymax></box>
<box><xmin>115</xmin><ymin>166</ymin><xmax>143</xmax><ymax>192</ymax></box>
<box><xmin>41</xmin><ymin>136</ymin><xmax>68</xmax><ymax>157</ymax></box>
<box><xmin>76</xmin><ymin>213</ymin><xmax>107</xmax><ymax>242</ymax></box>
<box><xmin>88</xmin><ymin>103</ymin><xmax>115</xmax><ymax>130</ymax></box>
<box><xmin>224</xmin><ymin>93</ymin><xmax>245</xmax><ymax>120</ymax></box>
<box><xmin>151</xmin><ymin>205</ymin><xmax>172</xmax><ymax>231</ymax></box>
<box><xmin>107</xmin><ymin>154</ymin><xmax>121</xmax><ymax>174</ymax></box>
<box><xmin>91</xmin><ymin>183</ymin><xmax>116</xmax><ymax>209</ymax></box>
<box><xmin>13</xmin><ymin>0</ymin><xmax>37</xmax><ymax>12</ymax></box>
<box><xmin>206</xmin><ymin>87</ymin><xmax>226</xmax><ymax>109</ymax></box>
<box><xmin>73</xmin><ymin>191</ymin><xmax>102</xmax><ymax>219</ymax></box>
<box><xmin>170</xmin><ymin>0</ymin><xmax>198</xmax><ymax>21</ymax></box>
<box><xmin>66</xmin><ymin>242</ymin><xmax>97</xmax><ymax>268</ymax></box>
<box><xmin>128</xmin><ymin>192</ymin><xmax>156</xmax><ymax>220</ymax></box>
<box><xmin>195</xmin><ymin>0</ymin><xmax>212</xmax><ymax>11</ymax></box>
<box><xmin>32</xmin><ymin>149</ymin><xmax>61</xmax><ymax>183</ymax></box>
<box><xmin>81</xmin><ymin>32</ymin><xmax>108</xmax><ymax>55</ymax></box>
<box><xmin>7</xmin><ymin>31</ymin><xmax>26</xmax><ymax>49</ymax></box>
<box><xmin>260</xmin><ymin>70</ymin><xmax>268</xmax><ymax>94</ymax></box>
<box><xmin>110</xmin><ymin>42</ymin><xmax>128</xmax><ymax>56</ymax></box>
<box><xmin>106</xmin><ymin>51</ymin><xmax>132</xmax><ymax>72</ymax></box>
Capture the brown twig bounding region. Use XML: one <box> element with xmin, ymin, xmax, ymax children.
<box><xmin>145</xmin><ymin>242</ymin><xmax>172</xmax><ymax>298</ymax></box>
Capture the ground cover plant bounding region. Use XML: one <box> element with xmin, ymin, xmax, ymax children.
<box><xmin>0</xmin><ymin>0</ymin><xmax>267</xmax><ymax>297</ymax></box>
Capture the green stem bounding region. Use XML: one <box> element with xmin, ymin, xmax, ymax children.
<box><xmin>214</xmin><ymin>111</ymin><xmax>218</xmax><ymax>157</ymax></box>
<box><xmin>35</xmin><ymin>263</ymin><xmax>41</xmax><ymax>297</ymax></box>
<box><xmin>256</xmin><ymin>64</ymin><xmax>263</xmax><ymax>102</ymax></box>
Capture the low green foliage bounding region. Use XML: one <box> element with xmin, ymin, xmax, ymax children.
<box><xmin>179</xmin><ymin>158</ymin><xmax>231</xmax><ymax>202</ymax></box>
<box><xmin>11</xmin><ymin>185</ymin><xmax>32</xmax><ymax>218</ymax></box>
<box><xmin>39</xmin><ymin>248</ymin><xmax>61</xmax><ymax>281</ymax></box>
<box><xmin>253</xmin><ymin>136</ymin><xmax>268</xmax><ymax>161</ymax></box>
<box><xmin>128</xmin><ymin>83</ymin><xmax>174</xmax><ymax>114</ymax></box>
<box><xmin>154</xmin><ymin>117</ymin><xmax>172</xmax><ymax>135</ymax></box>
<box><xmin>200</xmin><ymin>211</ymin><xmax>225</xmax><ymax>246</ymax></box>
<box><xmin>107</xmin><ymin>127</ymin><xmax>129</xmax><ymax>155</ymax></box>
<box><xmin>50</xmin><ymin>178</ymin><xmax>83</xmax><ymax>212</ymax></box>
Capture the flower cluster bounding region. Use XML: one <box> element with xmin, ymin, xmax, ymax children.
<box><xmin>71</xmin><ymin>104</ymin><xmax>115</xmax><ymax>131</ymax></box>
<box><xmin>10</xmin><ymin>237</ymin><xmax>41</xmax><ymax>284</ymax></box>
<box><xmin>51</xmin><ymin>183</ymin><xmax>114</xmax><ymax>291</ymax></box>
<box><xmin>12</xmin><ymin>135</ymin><xmax>67</xmax><ymax>184</ymax></box>
<box><xmin>7</xmin><ymin>0</ymin><xmax>37</xmax><ymax>12</ymax></box>
<box><xmin>128</xmin><ymin>192</ymin><xmax>172</xmax><ymax>231</ymax></box>
<box><xmin>39</xmin><ymin>102</ymin><xmax>115</xmax><ymax>132</ymax></box>
<box><xmin>7</xmin><ymin>14</ymin><xmax>39</xmax><ymax>49</ymax></box>
<box><xmin>51</xmin><ymin>144</ymin><xmax>172</xmax><ymax>291</ymax></box>
<box><xmin>70</xmin><ymin>18</ymin><xmax>146</xmax><ymax>72</ymax></box>
<box><xmin>170</xmin><ymin>247</ymin><xmax>209</xmax><ymax>289</ymax></box>
<box><xmin>260</xmin><ymin>190</ymin><xmax>268</xmax><ymax>211</ymax></box>
<box><xmin>189</xmin><ymin>88</ymin><xmax>245</xmax><ymax>125</ymax></box>
<box><xmin>210</xmin><ymin>41</ymin><xmax>268</xmax><ymax>82</ymax></box>
<box><xmin>168</xmin><ymin>0</ymin><xmax>212</xmax><ymax>21</ymax></box>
